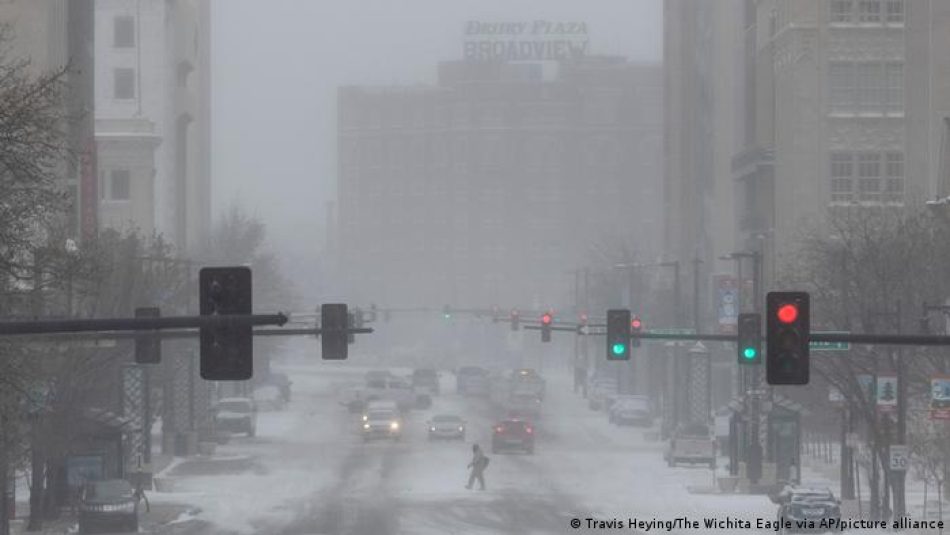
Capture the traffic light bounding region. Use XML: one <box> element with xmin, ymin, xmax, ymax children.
<box><xmin>541</xmin><ymin>312</ymin><xmax>553</xmax><ymax>342</ymax></box>
<box><xmin>630</xmin><ymin>315</ymin><xmax>643</xmax><ymax>347</ymax></box>
<box><xmin>134</xmin><ymin>307</ymin><xmax>161</xmax><ymax>364</ymax></box>
<box><xmin>510</xmin><ymin>309</ymin><xmax>520</xmax><ymax>331</ymax></box>
<box><xmin>737</xmin><ymin>313</ymin><xmax>761</xmax><ymax>365</ymax></box>
<box><xmin>199</xmin><ymin>267</ymin><xmax>252</xmax><ymax>381</ymax></box>
<box><xmin>606</xmin><ymin>309</ymin><xmax>631</xmax><ymax>360</ymax></box>
<box><xmin>321</xmin><ymin>303</ymin><xmax>348</xmax><ymax>360</ymax></box>
<box><xmin>766</xmin><ymin>291</ymin><xmax>810</xmax><ymax>385</ymax></box>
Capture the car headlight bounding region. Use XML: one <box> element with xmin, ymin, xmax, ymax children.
<box><xmin>430</xmin><ymin>427</ymin><xmax>436</xmax><ymax>432</ymax></box>
<box><xmin>362</xmin><ymin>414</ymin><xmax>368</xmax><ymax>421</ymax></box>
<box><xmin>459</xmin><ymin>426</ymin><xmax>464</xmax><ymax>432</ymax></box>
<box><xmin>390</xmin><ymin>421</ymin><xmax>400</xmax><ymax>430</ymax></box>
<box><xmin>363</xmin><ymin>423</ymin><xmax>370</xmax><ymax>429</ymax></box>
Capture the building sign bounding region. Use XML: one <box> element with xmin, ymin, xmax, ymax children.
<box><xmin>463</xmin><ymin>20</ymin><xmax>589</xmax><ymax>62</ymax></box>
<box><xmin>930</xmin><ymin>375</ymin><xmax>950</xmax><ymax>420</ymax></box>
<box><xmin>712</xmin><ymin>274</ymin><xmax>738</xmax><ymax>334</ymax></box>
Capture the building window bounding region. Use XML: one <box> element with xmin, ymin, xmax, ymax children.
<box><xmin>885</xmin><ymin>0</ymin><xmax>904</xmax><ymax>23</ymax></box>
<box><xmin>857</xmin><ymin>152</ymin><xmax>881</xmax><ymax>202</ymax></box>
<box><xmin>884</xmin><ymin>151</ymin><xmax>904</xmax><ymax>202</ymax></box>
<box><xmin>831</xmin><ymin>0</ymin><xmax>853</xmax><ymax>22</ymax></box>
<box><xmin>114</xmin><ymin>16</ymin><xmax>134</xmax><ymax>48</ymax></box>
<box><xmin>828</xmin><ymin>61</ymin><xmax>903</xmax><ymax>115</ymax></box>
<box><xmin>858</xmin><ymin>0</ymin><xmax>881</xmax><ymax>23</ymax></box>
<box><xmin>110</xmin><ymin>169</ymin><xmax>131</xmax><ymax>200</ymax></box>
<box><xmin>831</xmin><ymin>153</ymin><xmax>854</xmax><ymax>203</ymax></box>
<box><xmin>114</xmin><ymin>68</ymin><xmax>135</xmax><ymax>99</ymax></box>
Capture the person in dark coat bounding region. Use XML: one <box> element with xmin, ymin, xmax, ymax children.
<box><xmin>466</xmin><ymin>444</ymin><xmax>489</xmax><ymax>490</ymax></box>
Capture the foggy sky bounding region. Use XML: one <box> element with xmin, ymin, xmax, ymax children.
<box><xmin>211</xmin><ymin>0</ymin><xmax>662</xmax><ymax>302</ymax></box>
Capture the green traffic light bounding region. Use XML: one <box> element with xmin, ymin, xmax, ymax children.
<box><xmin>743</xmin><ymin>347</ymin><xmax>757</xmax><ymax>359</ymax></box>
<box><xmin>612</xmin><ymin>343</ymin><xmax>626</xmax><ymax>355</ymax></box>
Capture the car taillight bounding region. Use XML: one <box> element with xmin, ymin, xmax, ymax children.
<box><xmin>494</xmin><ymin>426</ymin><xmax>503</xmax><ymax>433</ymax></box>
<box><xmin>525</xmin><ymin>427</ymin><xmax>533</xmax><ymax>434</ymax></box>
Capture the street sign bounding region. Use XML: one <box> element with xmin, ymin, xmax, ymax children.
<box><xmin>889</xmin><ymin>445</ymin><xmax>909</xmax><ymax>471</ymax></box>
<box><xmin>930</xmin><ymin>375</ymin><xmax>950</xmax><ymax>420</ymax></box>
<box><xmin>809</xmin><ymin>331</ymin><xmax>850</xmax><ymax>351</ymax></box>
<box><xmin>877</xmin><ymin>374</ymin><xmax>898</xmax><ymax>414</ymax></box>
<box><xmin>648</xmin><ymin>328</ymin><xmax>697</xmax><ymax>335</ymax></box>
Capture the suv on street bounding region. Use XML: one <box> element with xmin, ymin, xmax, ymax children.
<box><xmin>412</xmin><ymin>368</ymin><xmax>440</xmax><ymax>395</ymax></box>
<box><xmin>491</xmin><ymin>419</ymin><xmax>535</xmax><ymax>454</ymax></box>
<box><xmin>362</xmin><ymin>409</ymin><xmax>403</xmax><ymax>441</ymax></box>
<box><xmin>213</xmin><ymin>397</ymin><xmax>257</xmax><ymax>437</ymax></box>
<box><xmin>456</xmin><ymin>366</ymin><xmax>489</xmax><ymax>395</ymax></box>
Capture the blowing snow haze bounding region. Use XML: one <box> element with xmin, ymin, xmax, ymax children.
<box><xmin>2</xmin><ymin>1</ymin><xmax>950</xmax><ymax>534</ymax></box>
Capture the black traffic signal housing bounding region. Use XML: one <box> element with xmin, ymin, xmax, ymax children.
<box><xmin>737</xmin><ymin>313</ymin><xmax>762</xmax><ymax>365</ymax></box>
<box><xmin>134</xmin><ymin>307</ymin><xmax>161</xmax><ymax>364</ymax></box>
<box><xmin>510</xmin><ymin>309</ymin><xmax>520</xmax><ymax>331</ymax></box>
<box><xmin>321</xmin><ymin>303</ymin><xmax>348</xmax><ymax>360</ymax></box>
<box><xmin>766</xmin><ymin>291</ymin><xmax>810</xmax><ymax>385</ymax></box>
<box><xmin>346</xmin><ymin>312</ymin><xmax>356</xmax><ymax>344</ymax></box>
<box><xmin>199</xmin><ymin>267</ymin><xmax>252</xmax><ymax>381</ymax></box>
<box><xmin>630</xmin><ymin>315</ymin><xmax>643</xmax><ymax>347</ymax></box>
<box><xmin>606</xmin><ymin>309</ymin><xmax>631</xmax><ymax>360</ymax></box>
<box><xmin>541</xmin><ymin>312</ymin><xmax>553</xmax><ymax>342</ymax></box>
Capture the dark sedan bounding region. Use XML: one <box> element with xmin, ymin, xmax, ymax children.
<box><xmin>78</xmin><ymin>479</ymin><xmax>139</xmax><ymax>533</ymax></box>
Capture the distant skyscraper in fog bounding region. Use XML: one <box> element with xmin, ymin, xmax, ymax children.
<box><xmin>337</xmin><ymin>55</ymin><xmax>661</xmax><ymax>309</ymax></box>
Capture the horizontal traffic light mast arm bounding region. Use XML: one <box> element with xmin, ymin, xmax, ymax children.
<box><xmin>809</xmin><ymin>332</ymin><xmax>950</xmax><ymax>346</ymax></box>
<box><xmin>4</xmin><ymin>326</ymin><xmax>373</xmax><ymax>341</ymax></box>
<box><xmin>0</xmin><ymin>313</ymin><xmax>289</xmax><ymax>337</ymax></box>
<box><xmin>523</xmin><ymin>324</ymin><xmax>580</xmax><ymax>332</ymax></box>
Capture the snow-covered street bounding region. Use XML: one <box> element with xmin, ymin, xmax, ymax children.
<box><xmin>146</xmin><ymin>352</ymin><xmax>788</xmax><ymax>535</ymax></box>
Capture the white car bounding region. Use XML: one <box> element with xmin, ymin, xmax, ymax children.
<box><xmin>426</xmin><ymin>414</ymin><xmax>466</xmax><ymax>440</ymax></box>
<box><xmin>214</xmin><ymin>397</ymin><xmax>257</xmax><ymax>437</ymax></box>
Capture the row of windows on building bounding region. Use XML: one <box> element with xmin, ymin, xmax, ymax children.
<box><xmin>830</xmin><ymin>150</ymin><xmax>903</xmax><ymax>203</ymax></box>
<box><xmin>100</xmin><ymin>169</ymin><xmax>131</xmax><ymax>201</ymax></box>
<box><xmin>343</xmin><ymin>100</ymin><xmax>622</xmax><ymax>130</ymax></box>
<box><xmin>830</xmin><ymin>0</ymin><xmax>904</xmax><ymax>24</ymax></box>
<box><xmin>829</xmin><ymin>61</ymin><xmax>903</xmax><ymax>115</ymax></box>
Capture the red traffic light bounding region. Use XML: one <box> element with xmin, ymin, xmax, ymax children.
<box><xmin>511</xmin><ymin>309</ymin><xmax>519</xmax><ymax>317</ymax></box>
<box><xmin>541</xmin><ymin>313</ymin><xmax>552</xmax><ymax>325</ymax></box>
<box><xmin>579</xmin><ymin>313</ymin><xmax>589</xmax><ymax>325</ymax></box>
<box><xmin>776</xmin><ymin>304</ymin><xmax>799</xmax><ymax>324</ymax></box>
<box><xmin>631</xmin><ymin>317</ymin><xmax>642</xmax><ymax>329</ymax></box>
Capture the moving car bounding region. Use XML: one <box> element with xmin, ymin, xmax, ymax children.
<box><xmin>492</xmin><ymin>419</ymin><xmax>535</xmax><ymax>454</ymax></box>
<box><xmin>506</xmin><ymin>393</ymin><xmax>542</xmax><ymax>420</ymax></box>
<box><xmin>362</xmin><ymin>409</ymin><xmax>402</xmax><ymax>441</ymax></box>
<box><xmin>773</xmin><ymin>486</ymin><xmax>841</xmax><ymax>534</ymax></box>
<box><xmin>78</xmin><ymin>479</ymin><xmax>139</xmax><ymax>534</ymax></box>
<box><xmin>510</xmin><ymin>368</ymin><xmax>546</xmax><ymax>400</ymax></box>
<box><xmin>456</xmin><ymin>366</ymin><xmax>489</xmax><ymax>396</ymax></box>
<box><xmin>361</xmin><ymin>400</ymin><xmax>398</xmax><ymax>423</ymax></box>
<box><xmin>364</xmin><ymin>370</ymin><xmax>394</xmax><ymax>388</ymax></box>
<box><xmin>411</xmin><ymin>368</ymin><xmax>440</xmax><ymax>395</ymax></box>
<box><xmin>213</xmin><ymin>397</ymin><xmax>257</xmax><ymax>437</ymax></box>
<box><xmin>608</xmin><ymin>396</ymin><xmax>653</xmax><ymax>426</ymax></box>
<box><xmin>427</xmin><ymin>414</ymin><xmax>466</xmax><ymax>440</ymax></box>
<box><xmin>665</xmin><ymin>422</ymin><xmax>716</xmax><ymax>468</ymax></box>
<box><xmin>363</xmin><ymin>376</ymin><xmax>415</xmax><ymax>411</ymax></box>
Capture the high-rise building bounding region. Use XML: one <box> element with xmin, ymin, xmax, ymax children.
<box><xmin>93</xmin><ymin>0</ymin><xmax>212</xmax><ymax>254</ymax></box>
<box><xmin>337</xmin><ymin>57</ymin><xmax>662</xmax><ymax>309</ymax></box>
<box><xmin>0</xmin><ymin>0</ymin><xmax>96</xmax><ymax>240</ymax></box>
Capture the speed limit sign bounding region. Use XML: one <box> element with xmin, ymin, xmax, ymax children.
<box><xmin>889</xmin><ymin>445</ymin><xmax>909</xmax><ymax>471</ymax></box>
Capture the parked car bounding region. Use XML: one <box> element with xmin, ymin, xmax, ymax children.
<box><xmin>411</xmin><ymin>368</ymin><xmax>440</xmax><ymax>395</ymax></box>
<box><xmin>457</xmin><ymin>366</ymin><xmax>489</xmax><ymax>395</ymax></box>
<box><xmin>213</xmin><ymin>397</ymin><xmax>257</xmax><ymax>437</ymax></box>
<box><xmin>491</xmin><ymin>419</ymin><xmax>535</xmax><ymax>454</ymax></box>
<box><xmin>78</xmin><ymin>479</ymin><xmax>139</xmax><ymax>534</ymax></box>
<box><xmin>773</xmin><ymin>486</ymin><xmax>841</xmax><ymax>534</ymax></box>
<box><xmin>362</xmin><ymin>408</ymin><xmax>403</xmax><ymax>441</ymax></box>
<box><xmin>608</xmin><ymin>397</ymin><xmax>653</xmax><ymax>426</ymax></box>
<box><xmin>588</xmin><ymin>378</ymin><xmax>618</xmax><ymax>411</ymax></box>
<box><xmin>664</xmin><ymin>422</ymin><xmax>716</xmax><ymax>468</ymax></box>
<box><xmin>427</xmin><ymin>414</ymin><xmax>466</xmax><ymax>440</ymax></box>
